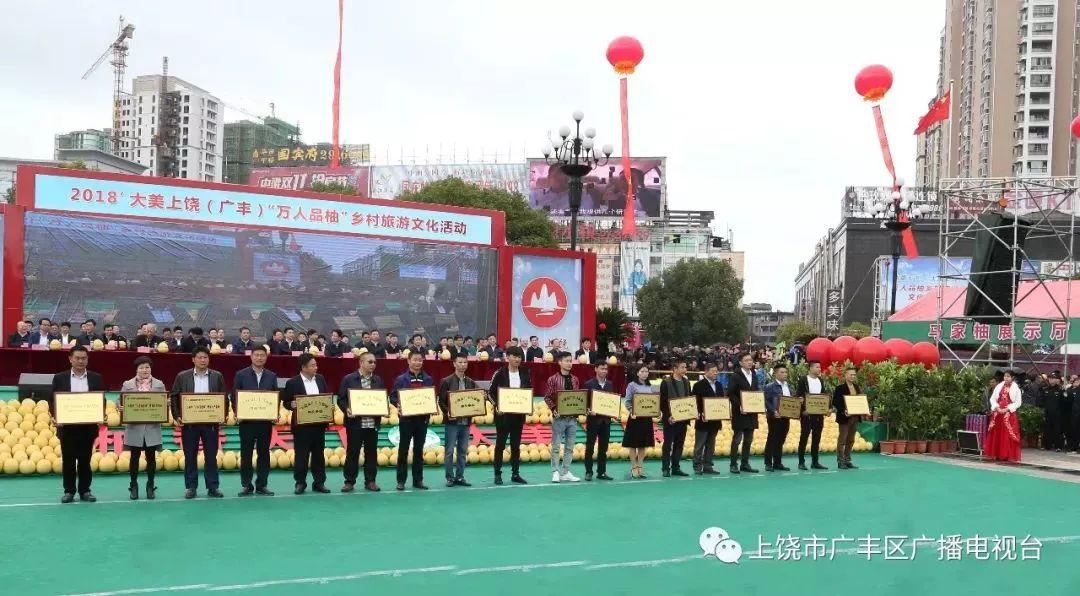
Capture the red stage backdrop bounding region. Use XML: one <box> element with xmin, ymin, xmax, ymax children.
<box><xmin>7</xmin><ymin>167</ymin><xmax>594</xmax><ymax>347</ymax></box>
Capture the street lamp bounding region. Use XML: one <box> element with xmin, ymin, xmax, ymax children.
<box><xmin>543</xmin><ymin>111</ymin><xmax>613</xmax><ymax>251</ymax></box>
<box><xmin>869</xmin><ymin>178</ymin><xmax>925</xmax><ymax>315</ymax></box>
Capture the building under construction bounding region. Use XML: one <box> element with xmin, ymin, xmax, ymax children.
<box><xmin>223</xmin><ymin>117</ymin><xmax>301</xmax><ymax>184</ymax></box>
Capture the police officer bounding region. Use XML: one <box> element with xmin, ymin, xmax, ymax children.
<box><xmin>1067</xmin><ymin>376</ymin><xmax>1080</xmax><ymax>453</ymax></box>
<box><xmin>1040</xmin><ymin>371</ymin><xmax>1066</xmax><ymax>451</ymax></box>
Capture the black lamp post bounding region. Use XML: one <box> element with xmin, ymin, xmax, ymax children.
<box><xmin>870</xmin><ymin>179</ymin><xmax>924</xmax><ymax>315</ymax></box>
<box><xmin>543</xmin><ymin>111</ymin><xmax>612</xmax><ymax>251</ymax></box>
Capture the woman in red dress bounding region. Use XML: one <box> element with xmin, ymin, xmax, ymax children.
<box><xmin>984</xmin><ymin>371</ymin><xmax>1022</xmax><ymax>463</ymax></box>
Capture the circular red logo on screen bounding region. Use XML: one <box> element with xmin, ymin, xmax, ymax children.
<box><xmin>260</xmin><ymin>259</ymin><xmax>292</xmax><ymax>277</ymax></box>
<box><xmin>521</xmin><ymin>277</ymin><xmax>567</xmax><ymax>328</ymax></box>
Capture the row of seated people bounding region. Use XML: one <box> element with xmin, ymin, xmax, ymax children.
<box><xmin>7</xmin><ymin>318</ymin><xmax>605</xmax><ymax>363</ymax></box>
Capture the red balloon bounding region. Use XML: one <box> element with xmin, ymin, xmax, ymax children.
<box><xmin>606</xmin><ymin>36</ymin><xmax>644</xmax><ymax>74</ymax></box>
<box><xmin>1071</xmin><ymin>115</ymin><xmax>1080</xmax><ymax>139</ymax></box>
<box><xmin>911</xmin><ymin>342</ymin><xmax>940</xmax><ymax>369</ymax></box>
<box><xmin>883</xmin><ymin>338</ymin><xmax>915</xmax><ymax>364</ymax></box>
<box><xmin>854</xmin><ymin>64</ymin><xmax>893</xmax><ymax>101</ymax></box>
<box><xmin>853</xmin><ymin>336</ymin><xmax>887</xmax><ymax>365</ymax></box>
<box><xmin>806</xmin><ymin>337</ymin><xmax>832</xmax><ymax>363</ymax></box>
<box><xmin>598</xmin><ymin>323</ymin><xmax>607</xmax><ymax>331</ymax></box>
<box><xmin>829</xmin><ymin>336</ymin><xmax>857</xmax><ymax>364</ymax></box>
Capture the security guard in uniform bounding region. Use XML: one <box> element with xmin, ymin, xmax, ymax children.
<box><xmin>1040</xmin><ymin>371</ymin><xmax>1066</xmax><ymax>451</ymax></box>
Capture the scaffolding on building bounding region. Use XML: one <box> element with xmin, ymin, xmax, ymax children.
<box><xmin>937</xmin><ymin>177</ymin><xmax>1077</xmax><ymax>375</ymax></box>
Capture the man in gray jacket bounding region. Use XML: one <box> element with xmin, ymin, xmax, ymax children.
<box><xmin>170</xmin><ymin>346</ymin><xmax>227</xmax><ymax>499</ymax></box>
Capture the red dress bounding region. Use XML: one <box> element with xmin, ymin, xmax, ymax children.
<box><xmin>984</xmin><ymin>383</ymin><xmax>1021</xmax><ymax>462</ymax></box>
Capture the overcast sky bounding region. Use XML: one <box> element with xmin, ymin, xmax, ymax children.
<box><xmin>0</xmin><ymin>0</ymin><xmax>944</xmax><ymax>309</ymax></box>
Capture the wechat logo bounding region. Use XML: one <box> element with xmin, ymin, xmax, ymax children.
<box><xmin>699</xmin><ymin>527</ymin><xmax>743</xmax><ymax>565</ymax></box>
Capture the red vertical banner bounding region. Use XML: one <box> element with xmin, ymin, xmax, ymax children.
<box><xmin>330</xmin><ymin>0</ymin><xmax>344</xmax><ymax>168</ymax></box>
<box><xmin>872</xmin><ymin>105</ymin><xmax>918</xmax><ymax>257</ymax></box>
<box><xmin>619</xmin><ymin>77</ymin><xmax>636</xmax><ymax>236</ymax></box>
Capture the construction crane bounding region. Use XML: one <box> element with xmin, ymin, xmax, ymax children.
<box><xmin>82</xmin><ymin>16</ymin><xmax>135</xmax><ymax>154</ymax></box>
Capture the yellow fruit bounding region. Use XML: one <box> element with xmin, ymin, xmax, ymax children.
<box><xmin>479</xmin><ymin>351</ymin><xmax>490</xmax><ymax>361</ymax></box>
<box><xmin>49</xmin><ymin>339</ymin><xmax>61</xmax><ymax>350</ymax></box>
<box><xmin>106</xmin><ymin>412</ymin><xmax>120</xmax><ymax>427</ymax></box>
<box><xmin>157</xmin><ymin>341</ymin><xmax>169</xmax><ymax>353</ymax></box>
<box><xmin>2</xmin><ymin>458</ymin><xmax>17</xmax><ymax>474</ymax></box>
<box><xmin>440</xmin><ymin>349</ymin><xmax>451</xmax><ymax>360</ymax></box>
<box><xmin>542</xmin><ymin>352</ymin><xmax>554</xmax><ymax>363</ymax></box>
<box><xmin>52</xmin><ymin>459</ymin><xmax>63</xmax><ymax>473</ymax></box>
<box><xmin>91</xmin><ymin>339</ymin><xmax>104</xmax><ymax>351</ymax></box>
<box><xmin>607</xmin><ymin>355</ymin><xmax>618</xmax><ymax>365</ymax></box>
<box><xmin>210</xmin><ymin>343</ymin><xmax>222</xmax><ymax>354</ymax></box>
<box><xmin>377</xmin><ymin>453</ymin><xmax>389</xmax><ymax>466</ymax></box>
<box><xmin>224</xmin><ymin>452</ymin><xmax>238</xmax><ymax>470</ymax></box>
<box><xmin>97</xmin><ymin>456</ymin><xmax>115</xmax><ymax>473</ymax></box>
<box><xmin>164</xmin><ymin>456</ymin><xmax>178</xmax><ymax>471</ymax></box>
<box><xmin>18</xmin><ymin>460</ymin><xmax>35</xmax><ymax>474</ymax></box>
<box><xmin>116</xmin><ymin>458</ymin><xmax>130</xmax><ymax>473</ymax></box>
<box><xmin>119</xmin><ymin>341</ymin><xmax>127</xmax><ymax>349</ymax></box>
<box><xmin>328</xmin><ymin>454</ymin><xmax>341</xmax><ymax>467</ymax></box>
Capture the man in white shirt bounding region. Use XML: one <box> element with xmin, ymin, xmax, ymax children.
<box><xmin>796</xmin><ymin>361</ymin><xmax>828</xmax><ymax>470</ymax></box>
<box><xmin>50</xmin><ymin>346</ymin><xmax>104</xmax><ymax>503</ymax></box>
<box><xmin>282</xmin><ymin>353</ymin><xmax>331</xmax><ymax>494</ymax></box>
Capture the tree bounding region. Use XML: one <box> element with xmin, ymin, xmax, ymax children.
<box><xmin>399</xmin><ymin>178</ymin><xmax>556</xmax><ymax>248</ymax></box>
<box><xmin>636</xmin><ymin>258</ymin><xmax>746</xmax><ymax>346</ymax></box>
<box><xmin>309</xmin><ymin>181</ymin><xmax>359</xmax><ymax>195</ymax></box>
<box><xmin>4</xmin><ymin>187</ymin><xmax>13</xmax><ymax>204</ymax></box>
<box><xmin>594</xmin><ymin>307</ymin><xmax>632</xmax><ymax>355</ymax></box>
<box><xmin>774</xmin><ymin>319</ymin><xmax>819</xmax><ymax>346</ymax></box>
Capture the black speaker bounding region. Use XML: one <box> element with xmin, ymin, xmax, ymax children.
<box><xmin>963</xmin><ymin>213</ymin><xmax>1030</xmax><ymax>324</ymax></box>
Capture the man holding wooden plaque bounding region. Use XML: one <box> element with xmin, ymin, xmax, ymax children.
<box><xmin>692</xmin><ymin>363</ymin><xmax>725</xmax><ymax>475</ymax></box>
<box><xmin>796</xmin><ymin>361</ymin><xmax>829</xmax><ymax>470</ymax></box>
<box><xmin>727</xmin><ymin>352</ymin><xmax>761</xmax><ymax>474</ymax></box>
<box><xmin>583</xmin><ymin>361</ymin><xmax>617</xmax><ymax>481</ymax></box>
<box><xmin>232</xmin><ymin>345</ymin><xmax>279</xmax><ymax>497</ymax></box>
<box><xmin>336</xmin><ymin>352</ymin><xmax>386</xmax><ymax>493</ymax></box>
<box><xmin>391</xmin><ymin>351</ymin><xmax>435</xmax><ymax>491</ymax></box>
<box><xmin>832</xmin><ymin>367</ymin><xmax>865</xmax><ymax>470</ymax></box>
<box><xmin>763</xmin><ymin>363</ymin><xmax>794</xmax><ymax>472</ymax></box>
<box><xmin>659</xmin><ymin>360</ymin><xmax>693</xmax><ymax>477</ymax></box>
<box><xmin>438</xmin><ymin>354</ymin><xmax>479</xmax><ymax>487</ymax></box>
<box><xmin>170</xmin><ymin>346</ymin><xmax>227</xmax><ymax>499</ymax></box>
<box><xmin>50</xmin><ymin>345</ymin><xmax>104</xmax><ymax>503</ymax></box>
<box><xmin>282</xmin><ymin>353</ymin><xmax>332</xmax><ymax>494</ymax></box>
<box><xmin>489</xmin><ymin>346</ymin><xmax>531</xmax><ymax>485</ymax></box>
<box><xmin>544</xmin><ymin>352</ymin><xmax>583</xmax><ymax>483</ymax></box>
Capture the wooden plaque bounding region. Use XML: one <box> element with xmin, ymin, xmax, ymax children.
<box><xmin>845</xmin><ymin>394</ymin><xmax>871</xmax><ymax>416</ymax></box>
<box><xmin>235</xmin><ymin>390</ymin><xmax>281</xmax><ymax>422</ymax></box>
<box><xmin>556</xmin><ymin>390</ymin><xmax>588</xmax><ymax>416</ymax></box>
<box><xmin>804</xmin><ymin>394</ymin><xmax>830</xmax><ymax>416</ymax></box>
<box><xmin>120</xmin><ymin>392</ymin><xmax>169</xmax><ymax>424</ymax></box>
<box><xmin>294</xmin><ymin>394</ymin><xmax>335</xmax><ymax>425</ymax></box>
<box><xmin>348</xmin><ymin>389</ymin><xmax>390</xmax><ymax>417</ymax></box>
<box><xmin>668</xmin><ymin>396</ymin><xmax>699</xmax><ymax>423</ymax></box>
<box><xmin>398</xmin><ymin>387</ymin><xmax>438</xmax><ymax>417</ymax></box>
<box><xmin>448</xmin><ymin>389</ymin><xmax>487</xmax><ymax>418</ymax></box>
<box><xmin>496</xmin><ymin>388</ymin><xmax>534</xmax><ymax>415</ymax></box>
<box><xmin>779</xmin><ymin>396</ymin><xmax>802</xmax><ymax>419</ymax></box>
<box><xmin>632</xmin><ymin>393</ymin><xmax>661</xmax><ymax>418</ymax></box>
<box><xmin>739</xmin><ymin>391</ymin><xmax>766</xmax><ymax>414</ymax></box>
<box><xmin>180</xmin><ymin>393</ymin><xmax>227</xmax><ymax>424</ymax></box>
<box><xmin>702</xmin><ymin>397</ymin><xmax>731</xmax><ymax>421</ymax></box>
<box><xmin>589</xmin><ymin>390</ymin><xmax>621</xmax><ymax>419</ymax></box>
<box><xmin>54</xmin><ymin>392</ymin><xmax>105</xmax><ymax>425</ymax></box>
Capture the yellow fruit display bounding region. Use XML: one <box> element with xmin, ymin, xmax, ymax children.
<box><xmin>49</xmin><ymin>339</ymin><xmax>61</xmax><ymax>350</ymax></box>
<box><xmin>210</xmin><ymin>343</ymin><xmax>221</xmax><ymax>354</ymax></box>
<box><xmin>91</xmin><ymin>339</ymin><xmax>104</xmax><ymax>351</ymax></box>
<box><xmin>478</xmin><ymin>351</ymin><xmax>489</xmax><ymax>361</ymax></box>
<box><xmin>440</xmin><ymin>349</ymin><xmax>451</xmax><ymax>360</ymax></box>
<box><xmin>156</xmin><ymin>342</ymin><xmax>170</xmax><ymax>353</ymax></box>
<box><xmin>542</xmin><ymin>352</ymin><xmax>554</xmax><ymax>363</ymax></box>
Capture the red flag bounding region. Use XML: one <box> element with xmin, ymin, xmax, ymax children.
<box><xmin>913</xmin><ymin>90</ymin><xmax>950</xmax><ymax>135</ymax></box>
<box><xmin>330</xmin><ymin>0</ymin><xmax>344</xmax><ymax>168</ymax></box>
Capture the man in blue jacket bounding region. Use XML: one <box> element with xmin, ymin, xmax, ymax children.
<box><xmin>338</xmin><ymin>352</ymin><xmax>385</xmax><ymax>492</ymax></box>
<box><xmin>763</xmin><ymin>363</ymin><xmax>792</xmax><ymax>472</ymax></box>
<box><xmin>391</xmin><ymin>351</ymin><xmax>434</xmax><ymax>491</ymax></box>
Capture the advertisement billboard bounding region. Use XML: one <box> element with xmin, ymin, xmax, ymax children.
<box><xmin>528</xmin><ymin>158</ymin><xmax>665</xmax><ymax>218</ymax></box>
<box><xmin>251</xmin><ymin>144</ymin><xmax>369</xmax><ymax>168</ymax></box>
<box><xmin>249</xmin><ymin>166</ymin><xmax>369</xmax><ymax>195</ymax></box>
<box><xmin>369</xmin><ymin>164</ymin><xmax>528</xmax><ymax>199</ymax></box>
<box><xmin>510</xmin><ymin>254</ymin><xmax>582</xmax><ymax>349</ymax></box>
<box><xmin>619</xmin><ymin>242</ymin><xmax>650</xmax><ymax>316</ymax></box>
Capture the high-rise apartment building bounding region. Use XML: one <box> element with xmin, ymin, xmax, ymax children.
<box><xmin>116</xmin><ymin>74</ymin><xmax>222</xmax><ymax>181</ymax></box>
<box><xmin>916</xmin><ymin>0</ymin><xmax>1079</xmax><ymax>186</ymax></box>
<box><xmin>223</xmin><ymin>117</ymin><xmax>300</xmax><ymax>184</ymax></box>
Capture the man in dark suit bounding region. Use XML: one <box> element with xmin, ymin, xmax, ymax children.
<box><xmin>168</xmin><ymin>326</ymin><xmax>185</xmax><ymax>352</ymax></box>
<box><xmin>277</xmin><ymin>328</ymin><xmax>303</xmax><ymax>355</ymax></box>
<box><xmin>692</xmin><ymin>362</ymin><xmax>724</xmax><ymax>475</ymax></box>
<box><xmin>383</xmin><ymin>332</ymin><xmax>402</xmax><ymax>355</ymax></box>
<box><xmin>438</xmin><ymin>354</ymin><xmax>477</xmax><ymax>487</ymax></box>
<box><xmin>57</xmin><ymin>322</ymin><xmax>76</xmax><ymax>348</ymax></box>
<box><xmin>7</xmin><ymin>320</ymin><xmax>31</xmax><ymax>347</ymax></box>
<box><xmin>582</xmin><ymin>361</ymin><xmax>615</xmax><ymax>481</ymax></box>
<box><xmin>76</xmin><ymin>319</ymin><xmax>101</xmax><ymax>347</ymax></box>
<box><xmin>180</xmin><ymin>327</ymin><xmax>209</xmax><ymax>354</ymax></box>
<box><xmin>365</xmin><ymin>329</ymin><xmax>387</xmax><ymax>358</ymax></box>
<box><xmin>390</xmin><ymin>351</ymin><xmax>434</xmax><ymax>491</ymax></box>
<box><xmin>796</xmin><ymin>360</ymin><xmax>828</xmax><ymax>470</ymax></box>
<box><xmin>170</xmin><ymin>346</ymin><xmax>227</xmax><ymax>499</ymax></box>
<box><xmin>763</xmin><ymin>363</ymin><xmax>792</xmax><ymax>472</ymax></box>
<box><xmin>232</xmin><ymin>345</ymin><xmax>278</xmax><ymax>496</ymax></box>
<box><xmin>50</xmin><ymin>345</ymin><xmax>104</xmax><ymax>503</ymax></box>
<box><xmin>231</xmin><ymin>326</ymin><xmax>256</xmax><ymax>354</ymax></box>
<box><xmin>101</xmin><ymin>324</ymin><xmax>126</xmax><ymax>347</ymax></box>
<box><xmin>525</xmin><ymin>336</ymin><xmax>545</xmax><ymax>362</ymax></box>
<box><xmin>659</xmin><ymin>359</ymin><xmax>693</xmax><ymax>477</ymax></box>
<box><xmin>490</xmin><ymin>346</ymin><xmax>530</xmax><ymax>485</ymax></box>
<box><xmin>29</xmin><ymin>317</ymin><xmax>58</xmax><ymax>347</ymax></box>
<box><xmin>282</xmin><ymin>352</ymin><xmax>331</xmax><ymax>494</ymax></box>
<box><xmin>29</xmin><ymin>318</ymin><xmax>57</xmax><ymax>347</ymax></box>
<box><xmin>268</xmin><ymin>328</ymin><xmax>286</xmax><ymax>355</ymax></box>
<box><xmin>575</xmin><ymin>338</ymin><xmax>599</xmax><ymax>365</ymax></box>
<box><xmin>727</xmin><ymin>352</ymin><xmax>760</xmax><ymax>473</ymax></box>
<box><xmin>833</xmin><ymin>367</ymin><xmax>863</xmax><ymax>470</ymax></box>
<box><xmin>133</xmin><ymin>323</ymin><xmax>163</xmax><ymax>349</ymax></box>
<box><xmin>338</xmin><ymin>351</ymin><xmax>384</xmax><ymax>492</ymax></box>
<box><xmin>325</xmin><ymin>329</ymin><xmax>350</xmax><ymax>357</ymax></box>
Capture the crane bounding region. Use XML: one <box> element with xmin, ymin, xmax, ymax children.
<box><xmin>82</xmin><ymin>16</ymin><xmax>135</xmax><ymax>154</ymax></box>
